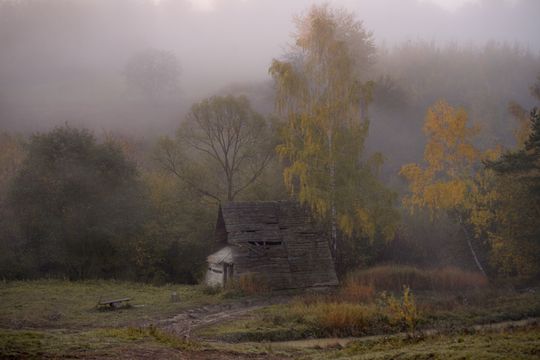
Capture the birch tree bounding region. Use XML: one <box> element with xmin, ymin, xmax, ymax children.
<box><xmin>269</xmin><ymin>5</ymin><xmax>398</xmax><ymax>257</ymax></box>
<box><xmin>400</xmin><ymin>100</ymin><xmax>488</xmax><ymax>275</ymax></box>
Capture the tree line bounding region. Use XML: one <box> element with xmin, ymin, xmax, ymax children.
<box><xmin>0</xmin><ymin>5</ymin><xmax>538</xmax><ymax>283</ymax></box>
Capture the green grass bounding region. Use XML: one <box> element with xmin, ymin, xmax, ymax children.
<box><xmin>197</xmin><ymin>323</ymin><xmax>540</xmax><ymax>359</ymax></box>
<box><xmin>328</xmin><ymin>325</ymin><xmax>540</xmax><ymax>359</ymax></box>
<box><xmin>0</xmin><ymin>327</ymin><xmax>201</xmax><ymax>359</ymax></box>
<box><xmin>0</xmin><ymin>279</ymin><xmax>212</xmax><ymax>359</ymax></box>
<box><xmin>416</xmin><ymin>289</ymin><xmax>540</xmax><ymax>329</ymax></box>
<box><xmin>197</xmin><ymin>304</ymin><xmax>317</xmax><ymax>342</ymax></box>
<box><xmin>0</xmin><ymin>279</ymin><xmax>218</xmax><ymax>329</ymax></box>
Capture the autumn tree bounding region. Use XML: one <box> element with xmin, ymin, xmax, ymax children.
<box><xmin>269</xmin><ymin>5</ymin><xmax>398</xmax><ymax>258</ymax></box>
<box><xmin>158</xmin><ymin>95</ymin><xmax>275</xmax><ymax>202</ymax></box>
<box><xmin>400</xmin><ymin>100</ymin><xmax>488</xmax><ymax>275</ymax></box>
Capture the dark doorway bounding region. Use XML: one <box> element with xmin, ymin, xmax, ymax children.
<box><xmin>223</xmin><ymin>263</ymin><xmax>234</xmax><ymax>284</ymax></box>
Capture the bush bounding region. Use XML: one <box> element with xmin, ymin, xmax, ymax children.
<box><xmin>381</xmin><ymin>286</ymin><xmax>419</xmax><ymax>333</ymax></box>
<box><xmin>346</xmin><ymin>265</ymin><xmax>488</xmax><ymax>292</ymax></box>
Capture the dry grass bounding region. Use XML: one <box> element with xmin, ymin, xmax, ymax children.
<box><xmin>347</xmin><ymin>265</ymin><xmax>488</xmax><ymax>292</ymax></box>
<box><xmin>224</xmin><ymin>272</ymin><xmax>270</xmax><ymax>297</ymax></box>
<box><xmin>285</xmin><ymin>286</ymin><xmax>420</xmax><ymax>336</ymax></box>
<box><xmin>340</xmin><ymin>281</ymin><xmax>376</xmax><ymax>303</ymax></box>
<box><xmin>287</xmin><ymin>299</ymin><xmax>386</xmax><ymax>337</ymax></box>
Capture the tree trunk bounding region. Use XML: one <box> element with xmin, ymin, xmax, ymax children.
<box><xmin>227</xmin><ymin>174</ymin><xmax>233</xmax><ymax>202</ymax></box>
<box><xmin>458</xmin><ymin>215</ymin><xmax>487</xmax><ymax>276</ymax></box>
<box><xmin>330</xmin><ymin>192</ymin><xmax>337</xmax><ymax>257</ymax></box>
<box><xmin>328</xmin><ymin>130</ymin><xmax>338</xmax><ymax>259</ymax></box>
<box><xmin>466</xmin><ymin>235</ymin><xmax>486</xmax><ymax>276</ymax></box>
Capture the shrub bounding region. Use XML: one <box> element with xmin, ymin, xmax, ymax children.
<box><xmin>346</xmin><ymin>265</ymin><xmax>488</xmax><ymax>292</ymax></box>
<box><xmin>382</xmin><ymin>286</ymin><xmax>420</xmax><ymax>333</ymax></box>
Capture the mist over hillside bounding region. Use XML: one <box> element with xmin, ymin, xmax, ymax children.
<box><xmin>0</xmin><ymin>0</ymin><xmax>538</xmax><ymax>137</ymax></box>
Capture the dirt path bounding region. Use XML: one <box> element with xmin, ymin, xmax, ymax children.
<box><xmin>154</xmin><ymin>296</ymin><xmax>291</xmax><ymax>338</ymax></box>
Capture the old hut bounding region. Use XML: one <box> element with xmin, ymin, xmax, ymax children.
<box><xmin>205</xmin><ymin>201</ymin><xmax>338</xmax><ymax>289</ymax></box>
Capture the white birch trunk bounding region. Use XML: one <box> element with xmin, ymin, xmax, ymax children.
<box><xmin>458</xmin><ymin>215</ymin><xmax>487</xmax><ymax>276</ymax></box>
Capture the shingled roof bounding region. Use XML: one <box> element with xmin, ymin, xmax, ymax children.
<box><xmin>210</xmin><ymin>201</ymin><xmax>338</xmax><ymax>289</ymax></box>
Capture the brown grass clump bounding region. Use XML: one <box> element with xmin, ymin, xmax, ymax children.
<box><xmin>346</xmin><ymin>265</ymin><xmax>488</xmax><ymax>292</ymax></box>
<box><xmin>340</xmin><ymin>281</ymin><xmax>375</xmax><ymax>303</ymax></box>
<box><xmin>288</xmin><ymin>300</ymin><xmax>382</xmax><ymax>337</ymax></box>
<box><xmin>284</xmin><ymin>286</ymin><xmax>421</xmax><ymax>337</ymax></box>
<box><xmin>226</xmin><ymin>272</ymin><xmax>269</xmax><ymax>296</ymax></box>
<box><xmin>431</xmin><ymin>267</ymin><xmax>488</xmax><ymax>291</ymax></box>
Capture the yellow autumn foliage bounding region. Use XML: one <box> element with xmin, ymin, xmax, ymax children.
<box><xmin>400</xmin><ymin>100</ymin><xmax>481</xmax><ymax>215</ymax></box>
<box><xmin>270</xmin><ymin>5</ymin><xmax>399</xmax><ymax>242</ymax></box>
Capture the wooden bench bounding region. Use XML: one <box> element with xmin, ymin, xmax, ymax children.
<box><xmin>97</xmin><ymin>297</ymin><xmax>132</xmax><ymax>309</ymax></box>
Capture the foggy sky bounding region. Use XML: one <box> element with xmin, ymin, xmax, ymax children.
<box><xmin>0</xmin><ymin>0</ymin><xmax>539</xmax><ymax>133</ymax></box>
<box><xmin>159</xmin><ymin>0</ymin><xmax>540</xmax><ymax>98</ymax></box>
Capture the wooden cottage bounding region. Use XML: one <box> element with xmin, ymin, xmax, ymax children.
<box><xmin>205</xmin><ymin>201</ymin><xmax>339</xmax><ymax>289</ymax></box>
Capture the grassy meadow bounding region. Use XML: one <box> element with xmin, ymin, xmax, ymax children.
<box><xmin>1</xmin><ymin>267</ymin><xmax>539</xmax><ymax>359</ymax></box>
<box><xmin>0</xmin><ymin>279</ymin><xmax>218</xmax><ymax>329</ymax></box>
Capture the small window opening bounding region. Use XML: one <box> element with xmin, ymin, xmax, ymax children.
<box><xmin>248</xmin><ymin>240</ymin><xmax>282</xmax><ymax>248</ymax></box>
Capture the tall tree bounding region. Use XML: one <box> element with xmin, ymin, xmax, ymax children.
<box><xmin>158</xmin><ymin>95</ymin><xmax>275</xmax><ymax>202</ymax></box>
<box><xmin>482</xmin><ymin>109</ymin><xmax>540</xmax><ymax>277</ymax></box>
<box><xmin>400</xmin><ymin>100</ymin><xmax>488</xmax><ymax>275</ymax></box>
<box><xmin>465</xmin><ymin>77</ymin><xmax>540</xmax><ymax>278</ymax></box>
<box><xmin>9</xmin><ymin>126</ymin><xmax>147</xmax><ymax>279</ymax></box>
<box><xmin>269</xmin><ymin>5</ymin><xmax>398</xmax><ymax>257</ymax></box>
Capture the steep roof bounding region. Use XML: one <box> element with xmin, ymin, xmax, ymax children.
<box><xmin>215</xmin><ymin>201</ymin><xmax>283</xmax><ymax>243</ymax></box>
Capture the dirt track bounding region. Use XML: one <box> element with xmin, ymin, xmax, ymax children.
<box><xmin>155</xmin><ymin>296</ymin><xmax>291</xmax><ymax>339</ymax></box>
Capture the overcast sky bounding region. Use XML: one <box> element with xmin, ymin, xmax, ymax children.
<box><xmin>154</xmin><ymin>0</ymin><xmax>538</xmax><ymax>97</ymax></box>
<box><xmin>1</xmin><ymin>0</ymin><xmax>538</xmax><ymax>133</ymax></box>
<box><xmin>186</xmin><ymin>0</ymin><xmax>499</xmax><ymax>12</ymax></box>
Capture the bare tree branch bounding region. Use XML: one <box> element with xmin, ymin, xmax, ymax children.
<box><xmin>160</xmin><ymin>95</ymin><xmax>274</xmax><ymax>202</ymax></box>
